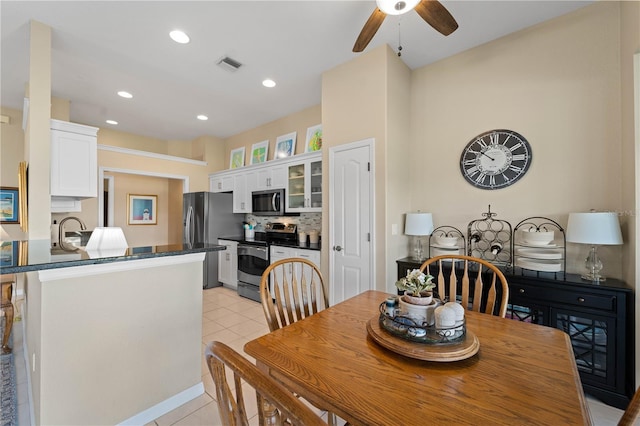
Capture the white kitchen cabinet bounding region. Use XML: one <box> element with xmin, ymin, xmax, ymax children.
<box><xmin>270</xmin><ymin>245</ymin><xmax>321</xmax><ymax>290</ymax></box>
<box><xmin>270</xmin><ymin>246</ymin><xmax>320</xmax><ymax>268</ymax></box>
<box><xmin>255</xmin><ymin>163</ymin><xmax>287</xmax><ymax>190</ymax></box>
<box><xmin>296</xmin><ymin>248</ymin><xmax>321</xmax><ymax>267</ymax></box>
<box><xmin>233</xmin><ymin>171</ymin><xmax>255</xmax><ymax>213</ymax></box>
<box><xmin>210</xmin><ymin>174</ymin><xmax>234</xmax><ymax>193</ymax></box>
<box><xmin>286</xmin><ymin>153</ymin><xmax>322</xmax><ymax>213</ymax></box>
<box><xmin>218</xmin><ymin>239</ymin><xmax>238</xmax><ymax>288</ymax></box>
<box><xmin>50</xmin><ymin>120</ymin><xmax>98</xmax><ymax>210</ymax></box>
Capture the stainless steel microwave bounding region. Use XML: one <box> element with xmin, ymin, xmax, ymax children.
<box><xmin>251</xmin><ymin>189</ymin><xmax>285</xmax><ymax>216</ymax></box>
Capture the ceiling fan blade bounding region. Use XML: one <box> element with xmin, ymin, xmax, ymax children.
<box><xmin>414</xmin><ymin>0</ymin><xmax>458</xmax><ymax>36</ymax></box>
<box><xmin>353</xmin><ymin>8</ymin><xmax>386</xmax><ymax>53</ymax></box>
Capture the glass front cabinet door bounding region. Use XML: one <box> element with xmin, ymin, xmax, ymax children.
<box><xmin>286</xmin><ymin>156</ymin><xmax>321</xmax><ymax>213</ymax></box>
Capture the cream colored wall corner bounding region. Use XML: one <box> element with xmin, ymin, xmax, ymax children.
<box><xmin>385</xmin><ymin>50</ymin><xmax>412</xmax><ymax>291</ymax></box>
<box><xmin>321</xmin><ymin>45</ymin><xmax>389</xmax><ymax>291</ymax></box>
<box><xmin>409</xmin><ymin>1</ymin><xmax>624</xmax><ymax>279</ymax></box>
<box><xmin>26</xmin><ymin>20</ymin><xmax>52</xmax><ymax>240</ymax></box>
<box><xmin>619</xmin><ymin>0</ymin><xmax>640</xmax><ymax>400</ymax></box>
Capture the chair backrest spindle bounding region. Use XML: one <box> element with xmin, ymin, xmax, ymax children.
<box><xmin>260</xmin><ymin>258</ymin><xmax>329</xmax><ymax>332</ymax></box>
<box><xmin>420</xmin><ymin>255</ymin><xmax>509</xmax><ymax>318</ymax></box>
<box><xmin>206</xmin><ymin>341</ymin><xmax>328</xmax><ymax>426</ymax></box>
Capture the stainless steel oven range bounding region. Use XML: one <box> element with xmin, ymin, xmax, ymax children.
<box><xmin>237</xmin><ymin>241</ymin><xmax>268</xmax><ymax>302</ymax></box>
<box><xmin>236</xmin><ymin>223</ymin><xmax>298</xmax><ymax>302</ymax></box>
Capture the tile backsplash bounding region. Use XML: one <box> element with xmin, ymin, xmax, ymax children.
<box><xmin>246</xmin><ymin>213</ymin><xmax>322</xmax><ymax>234</ymax></box>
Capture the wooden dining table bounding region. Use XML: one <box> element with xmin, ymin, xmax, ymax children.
<box><xmin>244</xmin><ymin>290</ymin><xmax>592</xmax><ymax>425</ymax></box>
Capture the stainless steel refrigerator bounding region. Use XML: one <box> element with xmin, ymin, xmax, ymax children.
<box><xmin>183</xmin><ymin>192</ymin><xmax>243</xmax><ymax>289</ymax></box>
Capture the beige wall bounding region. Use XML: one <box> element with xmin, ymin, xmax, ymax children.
<box><xmin>26</xmin><ymin>20</ymin><xmax>52</xmax><ymax>240</ymax></box>
<box><xmin>321</xmin><ymin>45</ymin><xmax>389</xmax><ymax>290</ymax></box>
<box><xmin>618</xmin><ymin>0</ymin><xmax>640</xmax><ymax>395</ymax></box>
<box><xmin>385</xmin><ymin>49</ymin><xmax>413</xmax><ymax>289</ymax></box>
<box><xmin>224</xmin><ymin>104</ymin><xmax>321</xmax><ymax>166</ymax></box>
<box><xmin>409</xmin><ymin>1</ymin><xmax>625</xmax><ymax>278</ymax></box>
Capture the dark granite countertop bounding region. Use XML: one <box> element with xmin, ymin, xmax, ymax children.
<box><xmin>0</xmin><ymin>240</ymin><xmax>226</xmax><ymax>274</ymax></box>
<box><xmin>218</xmin><ymin>235</ymin><xmax>321</xmax><ymax>251</ymax></box>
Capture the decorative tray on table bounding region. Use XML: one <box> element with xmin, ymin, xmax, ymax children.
<box><xmin>366</xmin><ymin>302</ymin><xmax>479</xmax><ymax>362</ymax></box>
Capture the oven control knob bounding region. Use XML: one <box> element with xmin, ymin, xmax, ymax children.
<box><xmin>333</xmin><ymin>245</ymin><xmax>342</xmax><ymax>252</ymax></box>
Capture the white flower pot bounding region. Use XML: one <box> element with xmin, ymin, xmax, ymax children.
<box><xmin>398</xmin><ymin>293</ymin><xmax>439</xmax><ymax>325</ymax></box>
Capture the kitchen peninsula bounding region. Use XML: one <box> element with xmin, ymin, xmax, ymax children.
<box><xmin>4</xmin><ymin>240</ymin><xmax>226</xmax><ymax>425</ymax></box>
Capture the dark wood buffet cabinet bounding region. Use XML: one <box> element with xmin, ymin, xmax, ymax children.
<box><xmin>396</xmin><ymin>257</ymin><xmax>635</xmax><ymax>409</ymax></box>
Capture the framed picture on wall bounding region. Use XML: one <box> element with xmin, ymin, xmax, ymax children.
<box><xmin>250</xmin><ymin>140</ymin><xmax>269</xmax><ymax>165</ymax></box>
<box><xmin>305</xmin><ymin>124</ymin><xmax>322</xmax><ymax>152</ymax></box>
<box><xmin>230</xmin><ymin>147</ymin><xmax>245</xmax><ymax>169</ymax></box>
<box><xmin>274</xmin><ymin>132</ymin><xmax>296</xmax><ymax>160</ymax></box>
<box><xmin>128</xmin><ymin>194</ymin><xmax>157</xmax><ymax>225</ymax></box>
<box><xmin>0</xmin><ymin>241</ymin><xmax>18</xmax><ymax>267</ymax></box>
<box><xmin>0</xmin><ymin>187</ymin><xmax>19</xmax><ymax>224</ymax></box>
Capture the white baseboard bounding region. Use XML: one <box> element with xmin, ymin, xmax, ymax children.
<box><xmin>117</xmin><ymin>382</ymin><xmax>205</xmax><ymax>426</ymax></box>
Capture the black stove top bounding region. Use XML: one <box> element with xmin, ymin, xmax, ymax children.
<box><xmin>265</xmin><ymin>222</ymin><xmax>298</xmax><ymax>244</ymax></box>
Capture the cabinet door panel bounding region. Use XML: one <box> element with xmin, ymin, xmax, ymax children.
<box><xmin>51</xmin><ymin>129</ymin><xmax>97</xmax><ymax>197</ymax></box>
<box><xmin>551</xmin><ymin>308</ymin><xmax>615</xmax><ymax>388</ymax></box>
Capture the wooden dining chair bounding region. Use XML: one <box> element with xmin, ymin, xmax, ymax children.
<box><xmin>619</xmin><ymin>386</ymin><xmax>640</xmax><ymax>426</ymax></box>
<box><xmin>206</xmin><ymin>341</ymin><xmax>328</xmax><ymax>426</ymax></box>
<box><xmin>419</xmin><ymin>254</ymin><xmax>509</xmax><ymax>318</ymax></box>
<box><xmin>260</xmin><ymin>258</ymin><xmax>329</xmax><ymax>332</ymax></box>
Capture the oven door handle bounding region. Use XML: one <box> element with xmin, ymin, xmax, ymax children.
<box><xmin>238</xmin><ymin>245</ymin><xmax>268</xmax><ymax>259</ymax></box>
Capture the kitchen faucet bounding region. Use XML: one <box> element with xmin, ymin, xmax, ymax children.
<box><xmin>58</xmin><ymin>216</ymin><xmax>87</xmax><ymax>251</ymax></box>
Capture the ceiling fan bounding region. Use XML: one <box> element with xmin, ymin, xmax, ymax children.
<box><xmin>353</xmin><ymin>0</ymin><xmax>459</xmax><ymax>53</ymax></box>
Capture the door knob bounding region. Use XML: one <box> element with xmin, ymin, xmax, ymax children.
<box><xmin>333</xmin><ymin>245</ymin><xmax>342</xmax><ymax>251</ymax></box>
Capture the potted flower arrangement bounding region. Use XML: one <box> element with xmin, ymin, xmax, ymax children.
<box><xmin>395</xmin><ymin>269</ymin><xmax>437</xmax><ymax>323</ymax></box>
<box><xmin>395</xmin><ymin>269</ymin><xmax>435</xmax><ymax>305</ymax></box>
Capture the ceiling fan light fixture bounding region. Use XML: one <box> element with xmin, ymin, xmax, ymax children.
<box><xmin>376</xmin><ymin>0</ymin><xmax>420</xmax><ymax>15</ymax></box>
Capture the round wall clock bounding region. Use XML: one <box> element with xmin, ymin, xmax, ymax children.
<box><xmin>459</xmin><ymin>129</ymin><xmax>532</xmax><ymax>190</ymax></box>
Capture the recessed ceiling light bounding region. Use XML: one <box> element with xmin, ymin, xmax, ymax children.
<box><xmin>117</xmin><ymin>91</ymin><xmax>133</xmax><ymax>99</ymax></box>
<box><xmin>169</xmin><ymin>30</ymin><xmax>190</xmax><ymax>44</ymax></box>
<box><xmin>262</xmin><ymin>79</ymin><xmax>276</xmax><ymax>88</ymax></box>
<box><xmin>197</xmin><ymin>115</ymin><xmax>208</xmax><ymax>121</ymax></box>
<box><xmin>106</xmin><ymin>120</ymin><xmax>118</xmax><ymax>125</ymax></box>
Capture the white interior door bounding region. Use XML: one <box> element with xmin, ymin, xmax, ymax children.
<box><xmin>329</xmin><ymin>139</ymin><xmax>374</xmax><ymax>305</ymax></box>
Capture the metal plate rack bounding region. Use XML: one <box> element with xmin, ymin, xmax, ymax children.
<box><xmin>467</xmin><ymin>206</ymin><xmax>512</xmax><ymax>266</ymax></box>
<box><xmin>428</xmin><ymin>226</ymin><xmax>466</xmax><ymax>258</ymax></box>
<box><xmin>511</xmin><ymin>216</ymin><xmax>566</xmax><ymax>279</ymax></box>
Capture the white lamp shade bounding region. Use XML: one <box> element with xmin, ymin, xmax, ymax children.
<box><xmin>566</xmin><ymin>212</ymin><xmax>623</xmax><ymax>245</ymax></box>
<box><xmin>85</xmin><ymin>227</ymin><xmax>128</xmax><ymax>257</ymax></box>
<box><xmin>405</xmin><ymin>212</ymin><xmax>434</xmax><ymax>236</ymax></box>
<box><xmin>376</xmin><ymin>0</ymin><xmax>420</xmax><ymax>15</ymax></box>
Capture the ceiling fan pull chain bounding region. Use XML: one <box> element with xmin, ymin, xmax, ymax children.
<box><xmin>397</xmin><ymin>21</ymin><xmax>403</xmax><ymax>57</ymax></box>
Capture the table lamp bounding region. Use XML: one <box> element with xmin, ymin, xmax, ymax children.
<box><xmin>566</xmin><ymin>212</ymin><xmax>622</xmax><ymax>282</ymax></box>
<box><xmin>405</xmin><ymin>212</ymin><xmax>433</xmax><ymax>261</ymax></box>
<box><xmin>85</xmin><ymin>227</ymin><xmax>128</xmax><ymax>258</ymax></box>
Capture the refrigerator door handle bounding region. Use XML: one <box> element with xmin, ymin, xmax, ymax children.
<box><xmin>186</xmin><ymin>206</ymin><xmax>194</xmax><ymax>246</ymax></box>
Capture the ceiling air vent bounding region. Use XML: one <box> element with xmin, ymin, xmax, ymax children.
<box><xmin>217</xmin><ymin>56</ymin><xmax>243</xmax><ymax>72</ymax></box>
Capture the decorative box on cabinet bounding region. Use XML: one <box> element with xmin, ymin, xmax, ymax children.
<box><xmin>395</xmin><ymin>257</ymin><xmax>634</xmax><ymax>409</ymax></box>
<box><xmin>50</xmin><ymin>119</ymin><xmax>99</xmax><ymax>212</ymax></box>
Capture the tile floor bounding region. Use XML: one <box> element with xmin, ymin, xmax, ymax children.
<box><xmin>11</xmin><ymin>286</ymin><xmax>631</xmax><ymax>425</ymax></box>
